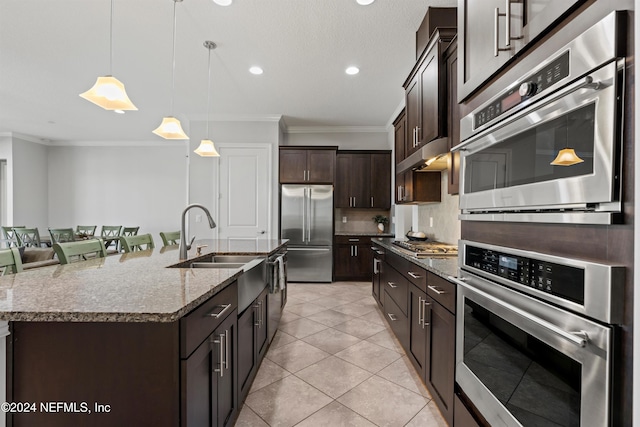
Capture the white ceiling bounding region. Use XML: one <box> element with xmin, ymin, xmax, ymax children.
<box><xmin>0</xmin><ymin>0</ymin><xmax>456</xmax><ymax>143</ymax></box>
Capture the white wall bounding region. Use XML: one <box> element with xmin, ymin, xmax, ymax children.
<box><xmin>284</xmin><ymin>131</ymin><xmax>391</xmax><ymax>150</ymax></box>
<box><xmin>11</xmin><ymin>137</ymin><xmax>48</xmax><ymax>231</ymax></box>
<box><xmin>48</xmin><ymin>144</ymin><xmax>187</xmax><ymax>239</ymax></box>
<box><xmin>0</xmin><ymin>136</ymin><xmax>13</xmax><ymax>226</ymax></box>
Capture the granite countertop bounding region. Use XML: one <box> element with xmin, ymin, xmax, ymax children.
<box><xmin>0</xmin><ymin>239</ymin><xmax>288</xmax><ymax>323</ymax></box>
<box><xmin>371</xmin><ymin>238</ymin><xmax>459</xmax><ymax>280</ymax></box>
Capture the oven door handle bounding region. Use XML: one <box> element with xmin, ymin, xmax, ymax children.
<box><xmin>448</xmin><ymin>276</ymin><xmax>589</xmax><ymax>348</ymax></box>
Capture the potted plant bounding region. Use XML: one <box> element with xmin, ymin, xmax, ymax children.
<box><xmin>372</xmin><ymin>215</ymin><xmax>389</xmax><ymax>233</ymax></box>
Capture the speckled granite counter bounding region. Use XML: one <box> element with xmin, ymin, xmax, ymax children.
<box><xmin>335</xmin><ymin>232</ymin><xmax>395</xmax><ymax>237</ymax></box>
<box><xmin>0</xmin><ymin>239</ymin><xmax>287</xmax><ymax>323</ymax></box>
<box><xmin>371</xmin><ymin>238</ymin><xmax>459</xmax><ymax>279</ymax></box>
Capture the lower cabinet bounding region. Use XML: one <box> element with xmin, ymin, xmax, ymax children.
<box><xmin>238</xmin><ymin>286</ymin><xmax>269</xmax><ymax>402</ymax></box>
<box><xmin>334</xmin><ymin>236</ymin><xmax>373</xmax><ymax>281</ymax></box>
<box><xmin>182</xmin><ymin>308</ymin><xmax>238</xmax><ymax>427</ymax></box>
<box><xmin>371</xmin><ymin>245</ymin><xmax>385</xmax><ymax>307</ymax></box>
<box><xmin>375</xmin><ymin>242</ymin><xmax>457</xmax><ymax>427</ymax></box>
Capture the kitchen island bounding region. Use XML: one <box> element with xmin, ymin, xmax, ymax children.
<box><xmin>0</xmin><ymin>239</ymin><xmax>287</xmax><ymax>427</ymax></box>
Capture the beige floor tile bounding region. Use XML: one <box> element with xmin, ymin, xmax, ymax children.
<box><xmin>249</xmin><ymin>358</ymin><xmax>292</xmax><ymax>393</ymax></box>
<box><xmin>353</xmin><ymin>296</ymin><xmax>379</xmax><ymax>308</ymax></box>
<box><xmin>294</xmin><ymin>401</ymin><xmax>376</xmax><ymax>427</ymax></box>
<box><xmin>405</xmin><ymin>401</ymin><xmax>448</xmax><ymax>427</ymax></box>
<box><xmin>377</xmin><ymin>356</ymin><xmax>431</xmax><ymax>397</ymax></box>
<box><xmin>335</xmin><ymin>340</ymin><xmax>401</xmax><ymax>373</ymax></box>
<box><xmin>302</xmin><ymin>328</ymin><xmax>361</xmax><ymax>354</ymax></box>
<box><xmin>285</xmin><ymin>296</ymin><xmax>305</xmax><ymax>306</ymax></box>
<box><xmin>270</xmin><ymin>330</ymin><xmax>298</xmax><ymax>349</ymax></box>
<box><xmin>235</xmin><ymin>405</ymin><xmax>270</xmax><ymax>427</ymax></box>
<box><xmin>337</xmin><ymin>376</ymin><xmax>428</xmax><ymax>427</ymax></box>
<box><xmin>358</xmin><ymin>308</ymin><xmax>387</xmax><ymax>326</ymax></box>
<box><xmin>280</xmin><ymin>310</ymin><xmax>302</xmax><ymax>325</ymax></box>
<box><xmin>278</xmin><ymin>318</ymin><xmax>329</xmax><ymax>339</ymax></box>
<box><xmin>285</xmin><ymin>290</ymin><xmax>325</xmax><ymax>302</ymax></box>
<box><xmin>295</xmin><ymin>356</ymin><xmax>373</xmax><ymax>399</ymax></box>
<box><xmin>311</xmin><ymin>295</ymin><xmax>353</xmax><ymax>309</ymax></box>
<box><xmin>245</xmin><ymin>376</ymin><xmax>332</xmax><ymax>427</ymax></box>
<box><xmin>333</xmin><ymin>317</ymin><xmax>386</xmax><ymax>340</ymax></box>
<box><xmin>306</xmin><ymin>309</ymin><xmax>355</xmax><ymax>327</ymax></box>
<box><xmin>266</xmin><ymin>340</ymin><xmax>330</xmax><ymax>373</ymax></box>
<box><xmin>284</xmin><ymin>302</ymin><xmax>327</xmax><ymax>317</ymax></box>
<box><xmin>365</xmin><ymin>328</ymin><xmax>405</xmax><ymax>353</ymax></box>
<box><xmin>331</xmin><ymin>302</ymin><xmax>376</xmax><ymax>317</ymax></box>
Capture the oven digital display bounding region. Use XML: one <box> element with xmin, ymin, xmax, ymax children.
<box><xmin>499</xmin><ymin>255</ymin><xmax>518</xmax><ymax>271</ymax></box>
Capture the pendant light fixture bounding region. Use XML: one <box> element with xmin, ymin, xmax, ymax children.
<box><xmin>153</xmin><ymin>0</ymin><xmax>189</xmax><ymax>140</ymax></box>
<box><xmin>194</xmin><ymin>41</ymin><xmax>221</xmax><ymax>157</ymax></box>
<box><xmin>550</xmin><ymin>116</ymin><xmax>584</xmax><ymax>166</ymax></box>
<box><xmin>79</xmin><ymin>0</ymin><xmax>137</xmax><ymax>111</ymax></box>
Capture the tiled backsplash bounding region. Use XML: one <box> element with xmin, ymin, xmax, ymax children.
<box><xmin>335</xmin><ymin>208</ymin><xmax>392</xmax><ymax>234</ymax></box>
<box><xmin>417</xmin><ymin>170</ymin><xmax>460</xmax><ymax>245</ymax></box>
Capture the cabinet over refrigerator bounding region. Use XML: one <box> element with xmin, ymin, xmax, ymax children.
<box><xmin>280</xmin><ymin>184</ymin><xmax>333</xmax><ymax>282</ymax></box>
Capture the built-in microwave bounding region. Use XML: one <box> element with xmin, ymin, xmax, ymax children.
<box><xmin>452</xmin><ymin>12</ymin><xmax>626</xmax><ymax>225</ymax></box>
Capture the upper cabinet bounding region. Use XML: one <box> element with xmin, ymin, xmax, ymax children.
<box><xmin>404</xmin><ymin>28</ymin><xmax>457</xmax><ymax>156</ymax></box>
<box><xmin>279</xmin><ymin>147</ymin><xmax>337</xmax><ymax>184</ymax></box>
<box><xmin>458</xmin><ymin>0</ymin><xmax>586</xmax><ymax>101</ymax></box>
<box><xmin>336</xmin><ymin>151</ymin><xmax>391</xmax><ymax>209</ymax></box>
<box><xmin>444</xmin><ymin>37</ymin><xmax>460</xmax><ymax>195</ymax></box>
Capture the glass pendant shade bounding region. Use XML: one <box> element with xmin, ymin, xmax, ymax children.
<box><xmin>194</xmin><ymin>139</ymin><xmax>220</xmax><ymax>157</ymax></box>
<box><xmin>152</xmin><ymin>116</ymin><xmax>189</xmax><ymax>140</ymax></box>
<box><xmin>550</xmin><ymin>148</ymin><xmax>584</xmax><ymax>166</ymax></box>
<box><xmin>80</xmin><ymin>76</ymin><xmax>138</xmax><ymax>111</ymax></box>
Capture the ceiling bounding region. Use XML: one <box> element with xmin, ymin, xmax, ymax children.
<box><xmin>0</xmin><ymin>0</ymin><xmax>456</xmax><ymax>143</ymax></box>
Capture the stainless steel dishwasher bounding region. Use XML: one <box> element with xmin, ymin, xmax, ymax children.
<box><xmin>266</xmin><ymin>249</ymin><xmax>287</xmax><ymax>342</ymax></box>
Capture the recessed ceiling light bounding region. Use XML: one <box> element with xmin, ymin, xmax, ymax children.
<box><xmin>356</xmin><ymin>0</ymin><xmax>375</xmax><ymax>5</ymax></box>
<box><xmin>213</xmin><ymin>0</ymin><xmax>232</xmax><ymax>5</ymax></box>
<box><xmin>249</xmin><ymin>66</ymin><xmax>264</xmax><ymax>75</ymax></box>
<box><xmin>345</xmin><ymin>66</ymin><xmax>360</xmax><ymax>75</ymax></box>
<box><xmin>114</xmin><ymin>109</ymin><xmax>125</xmax><ymax>114</ymax></box>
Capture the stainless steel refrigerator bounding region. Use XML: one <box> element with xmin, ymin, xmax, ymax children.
<box><xmin>280</xmin><ymin>184</ymin><xmax>333</xmax><ymax>282</ymax></box>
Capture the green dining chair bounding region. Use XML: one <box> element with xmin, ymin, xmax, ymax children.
<box><xmin>52</xmin><ymin>239</ymin><xmax>108</xmax><ymax>264</ymax></box>
<box><xmin>48</xmin><ymin>228</ymin><xmax>75</xmax><ymax>244</ymax></box>
<box><xmin>120</xmin><ymin>234</ymin><xmax>155</xmax><ymax>253</ymax></box>
<box><xmin>0</xmin><ymin>247</ymin><xmax>23</xmax><ymax>275</ymax></box>
<box><xmin>159</xmin><ymin>231</ymin><xmax>180</xmax><ymax>247</ymax></box>
<box><xmin>100</xmin><ymin>225</ymin><xmax>122</xmax><ymax>251</ymax></box>
<box><xmin>1</xmin><ymin>226</ymin><xmax>24</xmax><ymax>248</ymax></box>
<box><xmin>76</xmin><ymin>225</ymin><xmax>97</xmax><ymax>236</ymax></box>
<box><xmin>13</xmin><ymin>227</ymin><xmax>43</xmax><ymax>248</ymax></box>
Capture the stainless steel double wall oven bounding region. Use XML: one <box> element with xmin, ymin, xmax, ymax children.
<box><xmin>453</xmin><ymin>12</ymin><xmax>626</xmax><ymax>225</ymax></box>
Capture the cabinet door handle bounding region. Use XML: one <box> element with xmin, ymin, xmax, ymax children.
<box><xmin>371</xmin><ymin>197</ymin><xmax>374</xmax><ymax>207</ymax></box>
<box><xmin>213</xmin><ymin>333</ymin><xmax>224</xmax><ymax>376</ymax></box>
<box><xmin>407</xmin><ymin>272</ymin><xmax>422</xmax><ymax>279</ymax></box>
<box><xmin>349</xmin><ymin>238</ymin><xmax>360</xmax><ymax>242</ymax></box>
<box><xmin>373</xmin><ymin>258</ymin><xmax>380</xmax><ymax>274</ymax></box>
<box><xmin>428</xmin><ymin>285</ymin><xmax>447</xmax><ymax>295</ymax></box>
<box><xmin>397</xmin><ymin>186</ymin><xmax>402</xmax><ymax>201</ymax></box>
<box><xmin>387</xmin><ymin>281</ymin><xmax>397</xmax><ymax>289</ymax></box>
<box><xmin>424</xmin><ymin>300</ymin><xmax>431</xmax><ymax>327</ymax></box>
<box><xmin>355</xmin><ymin>245</ymin><xmax>358</xmax><ymax>257</ymax></box>
<box><xmin>225</xmin><ymin>329</ymin><xmax>230</xmax><ymax>370</ymax></box>
<box><xmin>259</xmin><ymin>301</ymin><xmax>263</xmax><ymax>327</ymax></box>
<box><xmin>494</xmin><ymin>7</ymin><xmax>512</xmax><ymax>56</ymax></box>
<box><xmin>206</xmin><ymin>303</ymin><xmax>231</xmax><ymax>319</ymax></box>
<box><xmin>416</xmin><ymin>127</ymin><xmax>420</xmax><ymax>146</ymax></box>
<box><xmin>418</xmin><ymin>296</ymin><xmax>424</xmax><ymax>327</ymax></box>
<box><xmin>387</xmin><ymin>313</ymin><xmax>397</xmax><ymax>322</ymax></box>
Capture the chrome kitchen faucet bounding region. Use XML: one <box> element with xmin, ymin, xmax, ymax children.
<box><xmin>179</xmin><ymin>204</ymin><xmax>216</xmax><ymax>260</ymax></box>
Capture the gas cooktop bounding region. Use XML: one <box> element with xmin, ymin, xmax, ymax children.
<box><xmin>392</xmin><ymin>240</ymin><xmax>459</xmax><ymax>258</ymax></box>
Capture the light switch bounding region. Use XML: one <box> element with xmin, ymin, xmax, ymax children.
<box><xmin>342</xmin><ymin>216</ymin><xmax>347</xmax><ymax>223</ymax></box>
<box><xmin>429</xmin><ymin>217</ymin><xmax>433</xmax><ymax>228</ymax></box>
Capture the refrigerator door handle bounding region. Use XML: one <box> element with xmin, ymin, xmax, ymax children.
<box><xmin>302</xmin><ymin>187</ymin><xmax>307</xmax><ymax>243</ymax></box>
<box><xmin>307</xmin><ymin>188</ymin><xmax>312</xmax><ymax>242</ymax></box>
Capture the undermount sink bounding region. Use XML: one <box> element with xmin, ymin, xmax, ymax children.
<box><xmin>189</xmin><ymin>255</ymin><xmax>261</xmax><ymax>269</ymax></box>
<box><xmin>190</xmin><ymin>262</ymin><xmax>245</xmax><ymax>269</ymax></box>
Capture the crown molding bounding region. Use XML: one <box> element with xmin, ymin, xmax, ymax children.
<box><xmin>187</xmin><ymin>113</ymin><xmax>283</xmax><ymax>123</ymax></box>
<box><xmin>285</xmin><ymin>126</ymin><xmax>388</xmax><ymax>134</ymax></box>
<box><xmin>386</xmin><ymin>100</ymin><xmax>406</xmax><ymax>131</ymax></box>
<box><xmin>50</xmin><ymin>140</ymin><xmax>187</xmax><ymax>147</ymax></box>
<box><xmin>0</xmin><ymin>132</ymin><xmax>53</xmax><ymax>145</ymax></box>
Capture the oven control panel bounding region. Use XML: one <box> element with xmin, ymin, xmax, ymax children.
<box><xmin>464</xmin><ymin>244</ymin><xmax>584</xmax><ymax>305</ymax></box>
<box><xmin>473</xmin><ymin>51</ymin><xmax>570</xmax><ymax>129</ymax></box>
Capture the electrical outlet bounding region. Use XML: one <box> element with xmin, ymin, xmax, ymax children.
<box><xmin>429</xmin><ymin>217</ymin><xmax>433</xmax><ymax>228</ymax></box>
<box><xmin>196</xmin><ymin>214</ymin><xmax>202</xmax><ymax>223</ymax></box>
<box><xmin>342</xmin><ymin>216</ymin><xmax>347</xmax><ymax>223</ymax></box>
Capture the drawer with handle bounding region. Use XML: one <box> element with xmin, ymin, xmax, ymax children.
<box><xmin>180</xmin><ymin>280</ymin><xmax>238</xmax><ymax>358</ymax></box>
<box><xmin>382</xmin><ymin>264</ymin><xmax>408</xmax><ymax>316</ymax></box>
<box><xmin>386</xmin><ymin>250</ymin><xmax>427</xmax><ymax>292</ymax></box>
<box><xmin>426</xmin><ymin>272</ymin><xmax>456</xmax><ymax>314</ymax></box>
<box><xmin>383</xmin><ymin>290</ymin><xmax>409</xmax><ymax>350</ymax></box>
<box><xmin>335</xmin><ymin>235</ymin><xmax>372</xmax><ymax>245</ymax></box>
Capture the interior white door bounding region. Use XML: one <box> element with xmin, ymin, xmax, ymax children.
<box><xmin>216</xmin><ymin>145</ymin><xmax>271</xmax><ymax>241</ymax></box>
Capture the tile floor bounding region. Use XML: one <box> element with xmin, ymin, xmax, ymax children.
<box><xmin>235</xmin><ymin>281</ymin><xmax>448</xmax><ymax>427</ymax></box>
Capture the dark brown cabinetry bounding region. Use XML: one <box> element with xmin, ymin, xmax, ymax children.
<box><xmin>334</xmin><ymin>235</ymin><xmax>372</xmax><ymax>281</ymax></box>
<box><xmin>237</xmin><ymin>286</ymin><xmax>269</xmax><ymax>403</ymax></box>
<box><xmin>335</xmin><ymin>151</ymin><xmax>391</xmax><ymax>209</ymax></box>
<box><xmin>445</xmin><ymin>37</ymin><xmax>460</xmax><ymax>195</ymax></box>
<box><xmin>183</xmin><ymin>308</ymin><xmax>238</xmax><ymax>427</ymax></box>
<box><xmin>371</xmin><ymin>245</ymin><xmax>385</xmax><ymax>307</ymax></box>
<box><xmin>375</xmin><ymin>243</ymin><xmax>456</xmax><ymax>427</ymax></box>
<box><xmin>279</xmin><ymin>147</ymin><xmax>336</xmax><ymax>184</ymax></box>
<box><xmin>403</xmin><ymin>28</ymin><xmax>456</xmax><ymax>154</ymax></box>
<box><xmin>458</xmin><ymin>0</ymin><xmax>585</xmax><ymax>101</ymax></box>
